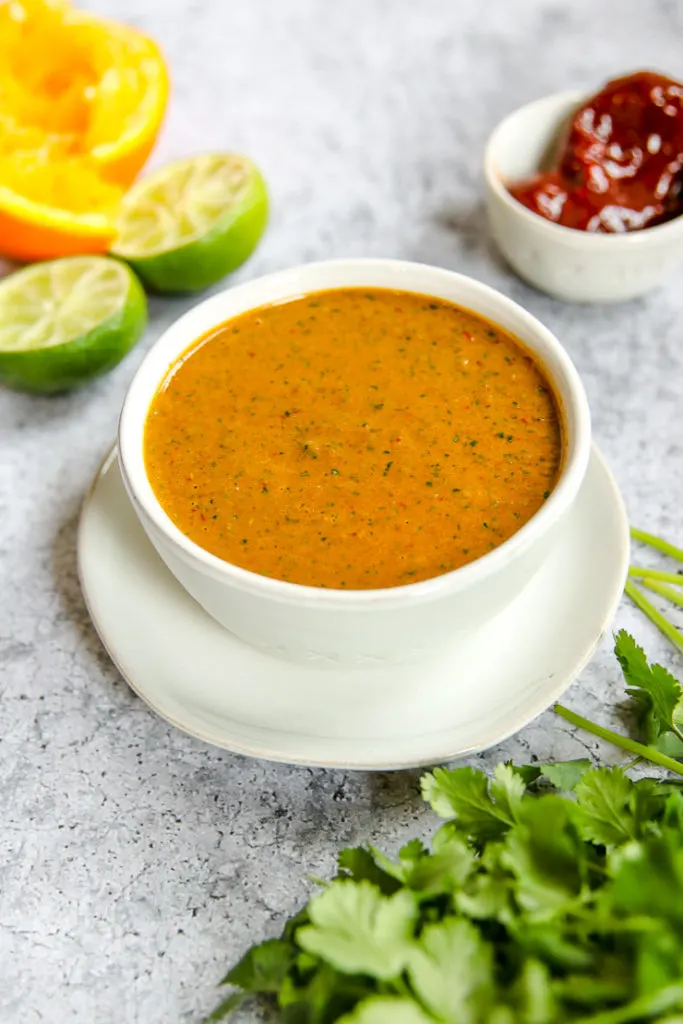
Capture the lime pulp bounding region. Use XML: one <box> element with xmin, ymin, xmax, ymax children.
<box><xmin>112</xmin><ymin>153</ymin><xmax>269</xmax><ymax>293</ymax></box>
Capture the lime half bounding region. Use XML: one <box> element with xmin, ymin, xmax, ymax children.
<box><xmin>0</xmin><ymin>257</ymin><xmax>147</xmax><ymax>394</ymax></box>
<box><xmin>112</xmin><ymin>153</ymin><xmax>269</xmax><ymax>293</ymax></box>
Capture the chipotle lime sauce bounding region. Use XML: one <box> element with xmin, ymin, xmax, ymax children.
<box><xmin>144</xmin><ymin>288</ymin><xmax>562</xmax><ymax>589</ymax></box>
<box><xmin>509</xmin><ymin>71</ymin><xmax>683</xmax><ymax>232</ymax></box>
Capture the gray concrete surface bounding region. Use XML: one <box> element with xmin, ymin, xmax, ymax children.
<box><xmin>2</xmin><ymin>1</ymin><xmax>683</xmax><ymax>1020</ymax></box>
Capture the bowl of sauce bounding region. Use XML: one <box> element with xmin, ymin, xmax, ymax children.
<box><xmin>118</xmin><ymin>260</ymin><xmax>590</xmax><ymax>665</ymax></box>
<box><xmin>484</xmin><ymin>72</ymin><xmax>683</xmax><ymax>302</ymax></box>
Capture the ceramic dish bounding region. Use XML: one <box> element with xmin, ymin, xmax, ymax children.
<box><xmin>118</xmin><ymin>259</ymin><xmax>590</xmax><ymax>666</ymax></box>
<box><xmin>78</xmin><ymin>445</ymin><xmax>629</xmax><ymax>770</ymax></box>
<box><xmin>484</xmin><ymin>90</ymin><xmax>683</xmax><ymax>303</ymax></box>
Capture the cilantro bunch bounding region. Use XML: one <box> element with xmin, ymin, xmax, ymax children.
<box><xmin>211</xmin><ymin>762</ymin><xmax>683</xmax><ymax>1023</ymax></box>
<box><xmin>210</xmin><ymin>632</ymin><xmax>683</xmax><ymax>1024</ymax></box>
<box><xmin>209</xmin><ymin>529</ymin><xmax>683</xmax><ymax>1024</ymax></box>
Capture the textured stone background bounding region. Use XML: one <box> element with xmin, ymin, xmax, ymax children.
<box><xmin>2</xmin><ymin>1</ymin><xmax>683</xmax><ymax>1021</ymax></box>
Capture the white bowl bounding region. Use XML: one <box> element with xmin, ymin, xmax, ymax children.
<box><xmin>118</xmin><ymin>259</ymin><xmax>591</xmax><ymax>666</ymax></box>
<box><xmin>484</xmin><ymin>90</ymin><xmax>683</xmax><ymax>303</ymax></box>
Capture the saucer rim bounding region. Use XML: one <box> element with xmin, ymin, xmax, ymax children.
<box><xmin>77</xmin><ymin>443</ymin><xmax>629</xmax><ymax>770</ymax></box>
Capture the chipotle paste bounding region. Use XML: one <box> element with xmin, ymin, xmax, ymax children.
<box><xmin>509</xmin><ymin>71</ymin><xmax>683</xmax><ymax>232</ymax></box>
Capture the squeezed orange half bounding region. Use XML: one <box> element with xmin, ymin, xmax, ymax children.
<box><xmin>0</xmin><ymin>0</ymin><xmax>169</xmax><ymax>260</ymax></box>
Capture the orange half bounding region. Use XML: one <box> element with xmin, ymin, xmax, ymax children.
<box><xmin>0</xmin><ymin>0</ymin><xmax>169</xmax><ymax>261</ymax></box>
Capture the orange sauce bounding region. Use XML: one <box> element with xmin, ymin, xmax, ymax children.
<box><xmin>144</xmin><ymin>288</ymin><xmax>562</xmax><ymax>589</ymax></box>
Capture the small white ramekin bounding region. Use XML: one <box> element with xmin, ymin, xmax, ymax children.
<box><xmin>118</xmin><ymin>259</ymin><xmax>591</xmax><ymax>666</ymax></box>
<box><xmin>484</xmin><ymin>90</ymin><xmax>683</xmax><ymax>303</ymax></box>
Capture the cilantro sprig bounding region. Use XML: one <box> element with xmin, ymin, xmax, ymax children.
<box><xmin>208</xmin><ymin>529</ymin><xmax>683</xmax><ymax>1023</ymax></box>
<box><xmin>553</xmin><ymin>527</ymin><xmax>683</xmax><ymax>773</ymax></box>
<box><xmin>554</xmin><ymin>630</ymin><xmax>683</xmax><ymax>776</ymax></box>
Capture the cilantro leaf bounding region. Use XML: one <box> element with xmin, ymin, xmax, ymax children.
<box><xmin>541</xmin><ymin>759</ymin><xmax>592</xmax><ymax>791</ymax></box>
<box><xmin>337</xmin><ymin>847</ymin><xmax>402</xmax><ymax>894</ymax></box>
<box><xmin>456</xmin><ymin>840</ymin><xmax>512</xmax><ymax>920</ymax></box>
<box><xmin>507</xmin><ymin>763</ymin><xmax>541</xmax><ymax>786</ymax></box>
<box><xmin>368</xmin><ymin>840</ymin><xmax>427</xmax><ymax>884</ymax></box>
<box><xmin>338</xmin><ymin>997</ymin><xmax>437</xmax><ymax>1024</ymax></box>
<box><xmin>211</xmin><ymin>939</ymin><xmax>297</xmax><ymax>1020</ymax></box>
<box><xmin>489</xmin><ymin>763</ymin><xmax>526</xmax><ymax>821</ymax></box>
<box><xmin>369</xmin><ymin>833</ymin><xmax>475</xmax><ymax>899</ymax></box>
<box><xmin>610</xmin><ymin>831</ymin><xmax>683</xmax><ymax>929</ymax></box>
<box><xmin>296</xmin><ymin>881</ymin><xmax>418</xmax><ymax>980</ymax></box>
<box><xmin>631</xmin><ymin>777</ymin><xmax>671</xmax><ymax>831</ymax></box>
<box><xmin>513</xmin><ymin>958</ymin><xmax>556</xmax><ymax>1023</ymax></box>
<box><xmin>456</xmin><ymin>873</ymin><xmax>510</xmax><ymax>921</ymax></box>
<box><xmin>222</xmin><ymin>938</ymin><xmax>296</xmax><ymax>992</ymax></box>
<box><xmin>405</xmin><ymin>831</ymin><xmax>476</xmax><ymax>896</ymax></box>
<box><xmin>501</xmin><ymin>795</ymin><xmax>586</xmax><ymax>912</ymax></box>
<box><xmin>420</xmin><ymin>766</ymin><xmax>515</xmax><ymax>842</ymax></box>
<box><xmin>399</xmin><ymin>838</ymin><xmax>428</xmax><ymax>863</ymax></box>
<box><xmin>407</xmin><ymin>918</ymin><xmax>494</xmax><ymax>1022</ymax></box>
<box><xmin>510</xmin><ymin>760</ymin><xmax>592</xmax><ymax>792</ymax></box>
<box><xmin>572</xmin><ymin>767</ymin><xmax>640</xmax><ymax>847</ymax></box>
<box><xmin>652</xmin><ymin>731</ymin><xmax>683</xmax><ymax>757</ymax></box>
<box><xmin>615</xmin><ymin>629</ymin><xmax>683</xmax><ymax>743</ymax></box>
<box><xmin>664</xmin><ymin>789</ymin><xmax>683</xmax><ymax>831</ymax></box>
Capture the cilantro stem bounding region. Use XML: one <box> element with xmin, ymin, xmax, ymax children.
<box><xmin>628</xmin><ymin>566</ymin><xmax>683</xmax><ymax>586</ymax></box>
<box><xmin>553</xmin><ymin>704</ymin><xmax>683</xmax><ymax>777</ymax></box>
<box><xmin>624</xmin><ymin>580</ymin><xmax>683</xmax><ymax>652</ymax></box>
<box><xmin>630</xmin><ymin>526</ymin><xmax>683</xmax><ymax>563</ymax></box>
<box><xmin>642</xmin><ymin>577</ymin><xmax>683</xmax><ymax>608</ymax></box>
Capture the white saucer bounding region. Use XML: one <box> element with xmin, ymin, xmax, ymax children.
<box><xmin>78</xmin><ymin>446</ymin><xmax>629</xmax><ymax>770</ymax></box>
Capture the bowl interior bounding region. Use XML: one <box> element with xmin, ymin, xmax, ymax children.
<box><xmin>486</xmin><ymin>90</ymin><xmax>583</xmax><ymax>185</ymax></box>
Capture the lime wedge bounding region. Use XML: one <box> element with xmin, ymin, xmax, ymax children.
<box><xmin>112</xmin><ymin>153</ymin><xmax>269</xmax><ymax>293</ymax></box>
<box><xmin>0</xmin><ymin>256</ymin><xmax>147</xmax><ymax>394</ymax></box>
